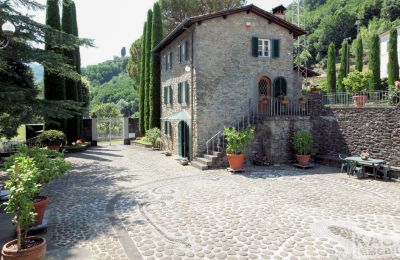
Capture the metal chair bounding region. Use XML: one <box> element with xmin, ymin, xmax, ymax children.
<box><xmin>338</xmin><ymin>154</ymin><xmax>349</xmax><ymax>174</ymax></box>
<box><xmin>377</xmin><ymin>163</ymin><xmax>391</xmax><ymax>180</ymax></box>
<box><xmin>348</xmin><ymin>160</ymin><xmax>364</xmax><ymax>178</ymax></box>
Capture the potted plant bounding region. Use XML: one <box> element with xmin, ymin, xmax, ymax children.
<box><xmin>223</xmin><ymin>126</ymin><xmax>255</xmax><ymax>170</ymax></box>
<box><xmin>360</xmin><ymin>150</ymin><xmax>370</xmax><ymax>160</ymax></box>
<box><xmin>310</xmin><ymin>85</ymin><xmax>319</xmax><ymax>94</ymax></box>
<box><xmin>5</xmin><ymin>147</ymin><xmax>71</xmax><ymax>225</ymax></box>
<box><xmin>260</xmin><ymin>96</ymin><xmax>270</xmax><ymax>105</ymax></box>
<box><xmin>299</xmin><ymin>96</ymin><xmax>307</xmax><ymax>105</ymax></box>
<box><xmin>1</xmin><ymin>157</ymin><xmax>47</xmax><ymax>259</ymax></box>
<box><xmin>293</xmin><ymin>131</ymin><xmax>313</xmax><ymax>166</ymax></box>
<box><xmin>145</xmin><ymin>128</ymin><xmax>161</xmax><ymax>149</ymax></box>
<box><xmin>343</xmin><ymin>70</ymin><xmax>372</xmax><ymax>108</ymax></box>
<box><xmin>37</xmin><ymin>130</ymin><xmax>66</xmax><ymax>151</ymax></box>
<box><xmin>280</xmin><ymin>96</ymin><xmax>289</xmax><ymax>105</ymax></box>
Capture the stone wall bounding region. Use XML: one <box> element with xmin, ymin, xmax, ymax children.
<box><xmin>309</xmin><ymin>95</ymin><xmax>400</xmax><ymax>167</ymax></box>
<box><xmin>253</xmin><ymin>117</ymin><xmax>311</xmax><ymax>164</ymax></box>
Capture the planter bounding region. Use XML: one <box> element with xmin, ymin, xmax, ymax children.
<box><xmin>2</xmin><ymin>236</ymin><xmax>46</xmax><ymax>260</ymax></box>
<box><xmin>227</xmin><ymin>153</ymin><xmax>245</xmax><ymax>170</ymax></box>
<box><xmin>260</xmin><ymin>99</ymin><xmax>269</xmax><ymax>105</ymax></box>
<box><xmin>280</xmin><ymin>99</ymin><xmax>289</xmax><ymax>105</ymax></box>
<box><xmin>299</xmin><ymin>99</ymin><xmax>306</xmax><ymax>105</ymax></box>
<box><xmin>33</xmin><ymin>196</ymin><xmax>49</xmax><ymax>226</ymax></box>
<box><xmin>296</xmin><ymin>154</ymin><xmax>311</xmax><ymax>166</ymax></box>
<box><xmin>352</xmin><ymin>95</ymin><xmax>368</xmax><ymax>108</ymax></box>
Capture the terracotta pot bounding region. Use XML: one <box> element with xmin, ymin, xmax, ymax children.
<box><xmin>296</xmin><ymin>155</ymin><xmax>311</xmax><ymax>166</ymax></box>
<box><xmin>280</xmin><ymin>99</ymin><xmax>289</xmax><ymax>105</ymax></box>
<box><xmin>299</xmin><ymin>99</ymin><xmax>306</xmax><ymax>105</ymax></box>
<box><xmin>227</xmin><ymin>153</ymin><xmax>245</xmax><ymax>170</ymax></box>
<box><xmin>2</xmin><ymin>236</ymin><xmax>46</xmax><ymax>260</ymax></box>
<box><xmin>33</xmin><ymin>196</ymin><xmax>49</xmax><ymax>226</ymax></box>
<box><xmin>261</xmin><ymin>99</ymin><xmax>269</xmax><ymax>105</ymax></box>
<box><xmin>352</xmin><ymin>95</ymin><xmax>368</xmax><ymax>108</ymax></box>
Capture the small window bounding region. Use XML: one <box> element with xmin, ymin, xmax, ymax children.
<box><xmin>184</xmin><ymin>41</ymin><xmax>189</xmax><ymax>61</ymax></box>
<box><xmin>169</xmin><ymin>52</ymin><xmax>173</xmax><ymax>69</ymax></box>
<box><xmin>164</xmin><ymin>121</ymin><xmax>172</xmax><ymax>136</ymax></box>
<box><xmin>164</xmin><ymin>86</ymin><xmax>173</xmax><ymax>106</ymax></box>
<box><xmin>178</xmin><ymin>81</ymin><xmax>190</xmax><ymax>106</ymax></box>
<box><xmin>165</xmin><ymin>52</ymin><xmax>172</xmax><ymax>70</ymax></box>
<box><xmin>178</xmin><ymin>44</ymin><xmax>182</xmax><ymax>64</ymax></box>
<box><xmin>258</xmin><ymin>39</ymin><xmax>270</xmax><ymax>57</ymax></box>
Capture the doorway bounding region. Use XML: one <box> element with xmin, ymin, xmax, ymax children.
<box><xmin>178</xmin><ymin>121</ymin><xmax>190</xmax><ymax>159</ymax></box>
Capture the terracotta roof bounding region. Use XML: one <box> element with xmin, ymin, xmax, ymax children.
<box><xmin>153</xmin><ymin>4</ymin><xmax>306</xmax><ymax>53</ymax></box>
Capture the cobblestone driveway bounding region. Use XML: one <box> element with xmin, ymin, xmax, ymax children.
<box><xmin>43</xmin><ymin>146</ymin><xmax>400</xmax><ymax>260</ymax></box>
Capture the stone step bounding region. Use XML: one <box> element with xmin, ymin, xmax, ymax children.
<box><xmin>191</xmin><ymin>160</ymin><xmax>209</xmax><ymax>170</ymax></box>
<box><xmin>194</xmin><ymin>157</ymin><xmax>213</xmax><ymax>166</ymax></box>
<box><xmin>204</xmin><ymin>154</ymin><xmax>219</xmax><ymax>161</ymax></box>
<box><xmin>213</xmin><ymin>151</ymin><xmax>224</xmax><ymax>158</ymax></box>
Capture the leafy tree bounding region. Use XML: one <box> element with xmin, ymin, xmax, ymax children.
<box><xmin>304</xmin><ymin>0</ymin><xmax>326</xmax><ymax>11</ymax></box>
<box><xmin>121</xmin><ymin>47</ymin><xmax>126</xmax><ymax>58</ymax></box>
<box><xmin>160</xmin><ymin>0</ymin><xmax>247</xmax><ymax>33</ymax></box>
<box><xmin>127</xmin><ymin>38</ymin><xmax>142</xmax><ymax>90</ymax></box>
<box><xmin>343</xmin><ymin>70</ymin><xmax>373</xmax><ymax>92</ymax></box>
<box><xmin>144</xmin><ymin>10</ymin><xmax>153</xmax><ymax>131</ymax></box>
<box><xmin>368</xmin><ymin>33</ymin><xmax>380</xmax><ymax>90</ymax></box>
<box><xmin>387</xmin><ymin>27</ymin><xmax>399</xmax><ymax>86</ymax></box>
<box><xmin>139</xmin><ymin>23</ymin><xmax>147</xmax><ymax>135</ymax></box>
<box><xmin>149</xmin><ymin>3</ymin><xmax>163</xmax><ymax>129</ymax></box>
<box><xmin>90</xmin><ymin>103</ymin><xmax>121</xmax><ymax>118</ymax></box>
<box><xmin>82</xmin><ymin>57</ymin><xmax>128</xmax><ymax>85</ymax></box>
<box><xmin>355</xmin><ymin>37</ymin><xmax>363</xmax><ymax>72</ymax></box>
<box><xmin>337</xmin><ymin>41</ymin><xmax>349</xmax><ymax>92</ymax></box>
<box><xmin>382</xmin><ymin>0</ymin><xmax>400</xmax><ymax>22</ymax></box>
<box><xmin>327</xmin><ymin>43</ymin><xmax>336</xmax><ymax>93</ymax></box>
<box><xmin>117</xmin><ymin>99</ymin><xmax>131</xmax><ymax>116</ymax></box>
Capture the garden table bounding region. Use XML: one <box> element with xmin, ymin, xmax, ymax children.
<box><xmin>345</xmin><ymin>156</ymin><xmax>385</xmax><ymax>179</ymax></box>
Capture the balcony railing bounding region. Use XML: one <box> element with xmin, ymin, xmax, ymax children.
<box><xmin>257</xmin><ymin>97</ymin><xmax>310</xmax><ymax>117</ymax></box>
<box><xmin>322</xmin><ymin>91</ymin><xmax>398</xmax><ymax>108</ymax></box>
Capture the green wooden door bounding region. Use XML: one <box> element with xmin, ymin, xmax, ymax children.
<box><xmin>178</xmin><ymin>121</ymin><xmax>190</xmax><ymax>158</ymax></box>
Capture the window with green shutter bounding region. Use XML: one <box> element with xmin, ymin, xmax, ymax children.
<box><xmin>178</xmin><ymin>45</ymin><xmax>182</xmax><ymax>64</ymax></box>
<box><xmin>252</xmin><ymin>37</ymin><xmax>259</xmax><ymax>57</ymax></box>
<box><xmin>169</xmin><ymin>86</ymin><xmax>173</xmax><ymax>104</ymax></box>
<box><xmin>178</xmin><ymin>82</ymin><xmax>182</xmax><ymax>104</ymax></box>
<box><xmin>163</xmin><ymin>87</ymin><xmax>167</xmax><ymax>104</ymax></box>
<box><xmin>185</xmin><ymin>81</ymin><xmax>189</xmax><ymax>104</ymax></box>
<box><xmin>272</xmin><ymin>39</ymin><xmax>280</xmax><ymax>58</ymax></box>
<box><xmin>184</xmin><ymin>41</ymin><xmax>189</xmax><ymax>61</ymax></box>
<box><xmin>164</xmin><ymin>121</ymin><xmax>168</xmax><ymax>135</ymax></box>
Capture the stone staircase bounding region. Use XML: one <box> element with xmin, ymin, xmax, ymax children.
<box><xmin>191</xmin><ymin>151</ymin><xmax>226</xmax><ymax>170</ymax></box>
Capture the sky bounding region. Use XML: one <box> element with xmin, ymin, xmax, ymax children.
<box><xmin>33</xmin><ymin>0</ymin><xmax>292</xmax><ymax>67</ymax></box>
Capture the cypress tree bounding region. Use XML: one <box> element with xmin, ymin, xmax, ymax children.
<box><xmin>388</xmin><ymin>28</ymin><xmax>399</xmax><ymax>85</ymax></box>
<box><xmin>144</xmin><ymin>10</ymin><xmax>153</xmax><ymax>130</ymax></box>
<box><xmin>44</xmin><ymin>0</ymin><xmax>66</xmax><ymax>131</ymax></box>
<box><xmin>62</xmin><ymin>0</ymin><xmax>78</xmax><ymax>144</ymax></box>
<box><xmin>139</xmin><ymin>22</ymin><xmax>147</xmax><ymax>135</ymax></box>
<box><xmin>71</xmin><ymin>1</ymin><xmax>83</xmax><ymax>137</ymax></box>
<box><xmin>327</xmin><ymin>42</ymin><xmax>337</xmax><ymax>93</ymax></box>
<box><xmin>149</xmin><ymin>3</ymin><xmax>163</xmax><ymax>129</ymax></box>
<box><xmin>337</xmin><ymin>41</ymin><xmax>349</xmax><ymax>92</ymax></box>
<box><xmin>355</xmin><ymin>37</ymin><xmax>363</xmax><ymax>72</ymax></box>
<box><xmin>369</xmin><ymin>34</ymin><xmax>381</xmax><ymax>90</ymax></box>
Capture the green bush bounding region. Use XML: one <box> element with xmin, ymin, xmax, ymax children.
<box><xmin>343</xmin><ymin>70</ymin><xmax>372</xmax><ymax>92</ymax></box>
<box><xmin>37</xmin><ymin>130</ymin><xmax>66</xmax><ymax>146</ymax></box>
<box><xmin>145</xmin><ymin>127</ymin><xmax>161</xmax><ymax>146</ymax></box>
<box><xmin>4</xmin><ymin>156</ymin><xmax>41</xmax><ymax>249</ymax></box>
<box><xmin>224</xmin><ymin>126</ymin><xmax>255</xmax><ymax>155</ymax></box>
<box><xmin>5</xmin><ymin>146</ymin><xmax>71</xmax><ymax>185</ymax></box>
<box><xmin>293</xmin><ymin>131</ymin><xmax>313</xmax><ymax>155</ymax></box>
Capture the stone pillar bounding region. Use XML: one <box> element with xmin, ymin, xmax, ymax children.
<box><xmin>123</xmin><ymin>117</ymin><xmax>130</xmax><ymax>145</ymax></box>
<box><xmin>91</xmin><ymin>117</ymin><xmax>97</xmax><ymax>146</ymax></box>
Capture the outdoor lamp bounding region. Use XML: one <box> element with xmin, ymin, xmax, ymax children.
<box><xmin>0</xmin><ymin>21</ymin><xmax>16</xmax><ymax>49</ymax></box>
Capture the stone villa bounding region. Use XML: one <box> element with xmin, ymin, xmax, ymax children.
<box><xmin>153</xmin><ymin>4</ymin><xmax>307</xmax><ymax>163</ymax></box>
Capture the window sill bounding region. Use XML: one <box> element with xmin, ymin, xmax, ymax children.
<box><xmin>166</xmin><ymin>104</ymin><xmax>172</xmax><ymax>108</ymax></box>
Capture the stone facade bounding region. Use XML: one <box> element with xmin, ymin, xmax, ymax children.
<box><xmin>160</xmin><ymin>10</ymin><xmax>300</xmax><ymax>158</ymax></box>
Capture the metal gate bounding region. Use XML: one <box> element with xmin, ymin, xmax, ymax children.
<box><xmin>96</xmin><ymin>117</ymin><xmax>124</xmax><ymax>145</ymax></box>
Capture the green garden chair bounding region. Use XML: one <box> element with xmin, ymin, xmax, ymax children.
<box><xmin>348</xmin><ymin>161</ymin><xmax>364</xmax><ymax>178</ymax></box>
<box><xmin>338</xmin><ymin>154</ymin><xmax>349</xmax><ymax>174</ymax></box>
<box><xmin>377</xmin><ymin>163</ymin><xmax>391</xmax><ymax>180</ymax></box>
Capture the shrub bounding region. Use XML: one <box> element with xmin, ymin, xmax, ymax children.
<box><xmin>224</xmin><ymin>126</ymin><xmax>255</xmax><ymax>155</ymax></box>
<box><xmin>4</xmin><ymin>156</ymin><xmax>41</xmax><ymax>249</ymax></box>
<box><xmin>145</xmin><ymin>127</ymin><xmax>161</xmax><ymax>146</ymax></box>
<box><xmin>5</xmin><ymin>146</ymin><xmax>71</xmax><ymax>185</ymax></box>
<box><xmin>37</xmin><ymin>130</ymin><xmax>66</xmax><ymax>146</ymax></box>
<box><xmin>293</xmin><ymin>131</ymin><xmax>313</xmax><ymax>155</ymax></box>
<box><xmin>343</xmin><ymin>70</ymin><xmax>372</xmax><ymax>92</ymax></box>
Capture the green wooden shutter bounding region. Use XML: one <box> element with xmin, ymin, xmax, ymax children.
<box><xmin>185</xmin><ymin>81</ymin><xmax>189</xmax><ymax>104</ymax></box>
<box><xmin>169</xmin><ymin>122</ymin><xmax>172</xmax><ymax>137</ymax></box>
<box><xmin>164</xmin><ymin>121</ymin><xmax>167</xmax><ymax>135</ymax></box>
<box><xmin>169</xmin><ymin>86</ymin><xmax>173</xmax><ymax>104</ymax></box>
<box><xmin>169</xmin><ymin>52</ymin><xmax>172</xmax><ymax>69</ymax></box>
<box><xmin>178</xmin><ymin>123</ymin><xmax>182</xmax><ymax>156</ymax></box>
<box><xmin>184</xmin><ymin>41</ymin><xmax>189</xmax><ymax>61</ymax></box>
<box><xmin>272</xmin><ymin>39</ymin><xmax>280</xmax><ymax>58</ymax></box>
<box><xmin>252</xmin><ymin>37</ymin><xmax>259</xmax><ymax>57</ymax></box>
<box><xmin>163</xmin><ymin>87</ymin><xmax>167</xmax><ymax>104</ymax></box>
<box><xmin>178</xmin><ymin>83</ymin><xmax>182</xmax><ymax>104</ymax></box>
<box><xmin>178</xmin><ymin>45</ymin><xmax>181</xmax><ymax>63</ymax></box>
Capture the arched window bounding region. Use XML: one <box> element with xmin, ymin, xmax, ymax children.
<box><xmin>273</xmin><ymin>77</ymin><xmax>287</xmax><ymax>97</ymax></box>
<box><xmin>258</xmin><ymin>76</ymin><xmax>271</xmax><ymax>97</ymax></box>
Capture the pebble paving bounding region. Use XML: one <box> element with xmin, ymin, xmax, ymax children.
<box><xmin>43</xmin><ymin>146</ymin><xmax>400</xmax><ymax>259</ymax></box>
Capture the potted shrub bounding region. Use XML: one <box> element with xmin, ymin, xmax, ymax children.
<box><xmin>145</xmin><ymin>128</ymin><xmax>161</xmax><ymax>149</ymax></box>
<box><xmin>280</xmin><ymin>96</ymin><xmax>289</xmax><ymax>105</ymax></box>
<box><xmin>1</xmin><ymin>157</ymin><xmax>47</xmax><ymax>259</ymax></box>
<box><xmin>343</xmin><ymin>70</ymin><xmax>372</xmax><ymax>108</ymax></box>
<box><xmin>260</xmin><ymin>96</ymin><xmax>270</xmax><ymax>105</ymax></box>
<box><xmin>37</xmin><ymin>130</ymin><xmax>66</xmax><ymax>151</ymax></box>
<box><xmin>299</xmin><ymin>96</ymin><xmax>307</xmax><ymax>105</ymax></box>
<box><xmin>293</xmin><ymin>131</ymin><xmax>313</xmax><ymax>166</ymax></box>
<box><xmin>223</xmin><ymin>126</ymin><xmax>255</xmax><ymax>170</ymax></box>
<box><xmin>5</xmin><ymin>147</ymin><xmax>71</xmax><ymax>225</ymax></box>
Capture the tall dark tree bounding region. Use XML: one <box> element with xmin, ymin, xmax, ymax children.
<box><xmin>62</xmin><ymin>0</ymin><xmax>79</xmax><ymax>143</ymax></box>
<box><xmin>382</xmin><ymin>0</ymin><xmax>400</xmax><ymax>22</ymax></box>
<box><xmin>355</xmin><ymin>37</ymin><xmax>363</xmax><ymax>72</ymax></box>
<box><xmin>337</xmin><ymin>41</ymin><xmax>349</xmax><ymax>92</ymax></box>
<box><xmin>144</xmin><ymin>10</ymin><xmax>153</xmax><ymax>131</ymax></box>
<box><xmin>121</xmin><ymin>47</ymin><xmax>126</xmax><ymax>58</ymax></box>
<box><xmin>387</xmin><ymin>28</ymin><xmax>399</xmax><ymax>86</ymax></box>
<box><xmin>127</xmin><ymin>38</ymin><xmax>142</xmax><ymax>90</ymax></box>
<box><xmin>44</xmin><ymin>0</ymin><xmax>66</xmax><ymax>131</ymax></box>
<box><xmin>327</xmin><ymin>42</ymin><xmax>337</xmax><ymax>93</ymax></box>
<box><xmin>139</xmin><ymin>23</ymin><xmax>147</xmax><ymax>135</ymax></box>
<box><xmin>149</xmin><ymin>3</ymin><xmax>163</xmax><ymax>129</ymax></box>
<box><xmin>369</xmin><ymin>33</ymin><xmax>380</xmax><ymax>90</ymax></box>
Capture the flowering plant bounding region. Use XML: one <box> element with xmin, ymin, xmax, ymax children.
<box><xmin>395</xmin><ymin>80</ymin><xmax>400</xmax><ymax>88</ymax></box>
<box><xmin>360</xmin><ymin>150</ymin><xmax>370</xmax><ymax>160</ymax></box>
<box><xmin>389</xmin><ymin>81</ymin><xmax>400</xmax><ymax>105</ymax></box>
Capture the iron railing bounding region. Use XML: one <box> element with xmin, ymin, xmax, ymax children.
<box><xmin>257</xmin><ymin>97</ymin><xmax>310</xmax><ymax>117</ymax></box>
<box><xmin>322</xmin><ymin>91</ymin><xmax>396</xmax><ymax>107</ymax></box>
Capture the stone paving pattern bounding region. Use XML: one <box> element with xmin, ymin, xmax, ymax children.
<box><xmin>5</xmin><ymin>145</ymin><xmax>399</xmax><ymax>259</ymax></box>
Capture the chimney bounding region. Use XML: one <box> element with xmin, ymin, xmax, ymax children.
<box><xmin>272</xmin><ymin>5</ymin><xmax>287</xmax><ymax>20</ymax></box>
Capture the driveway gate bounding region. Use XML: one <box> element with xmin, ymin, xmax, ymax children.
<box><xmin>96</xmin><ymin>117</ymin><xmax>124</xmax><ymax>145</ymax></box>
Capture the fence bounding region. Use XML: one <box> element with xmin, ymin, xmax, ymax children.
<box><xmin>322</xmin><ymin>91</ymin><xmax>398</xmax><ymax>107</ymax></box>
<box><xmin>257</xmin><ymin>97</ymin><xmax>310</xmax><ymax>117</ymax></box>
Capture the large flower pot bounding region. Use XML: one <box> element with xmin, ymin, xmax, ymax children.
<box><xmin>227</xmin><ymin>153</ymin><xmax>245</xmax><ymax>170</ymax></box>
<box><xmin>280</xmin><ymin>99</ymin><xmax>289</xmax><ymax>105</ymax></box>
<box><xmin>352</xmin><ymin>95</ymin><xmax>368</xmax><ymax>108</ymax></box>
<box><xmin>33</xmin><ymin>196</ymin><xmax>49</xmax><ymax>226</ymax></box>
<box><xmin>296</xmin><ymin>154</ymin><xmax>311</xmax><ymax>166</ymax></box>
<box><xmin>2</xmin><ymin>236</ymin><xmax>46</xmax><ymax>260</ymax></box>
